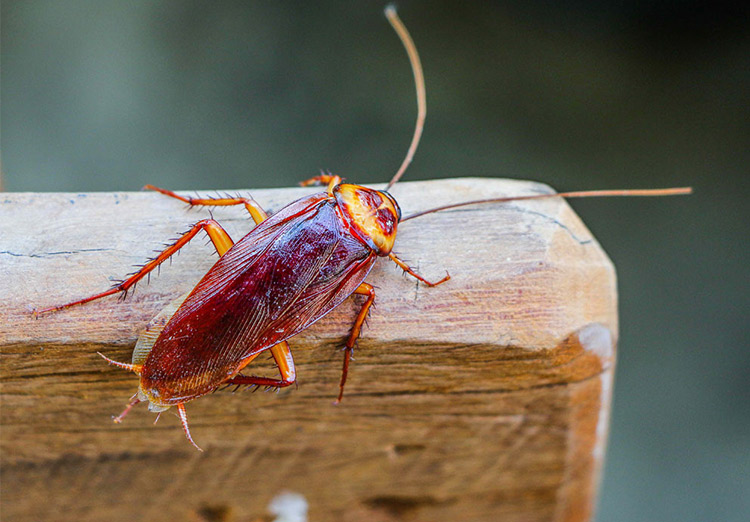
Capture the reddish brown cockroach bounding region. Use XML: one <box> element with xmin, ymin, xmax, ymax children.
<box><xmin>36</xmin><ymin>7</ymin><xmax>690</xmax><ymax>451</ymax></box>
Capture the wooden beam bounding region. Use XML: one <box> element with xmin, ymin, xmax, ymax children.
<box><xmin>0</xmin><ymin>178</ymin><xmax>616</xmax><ymax>522</ymax></box>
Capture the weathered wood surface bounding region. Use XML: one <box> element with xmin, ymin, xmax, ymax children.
<box><xmin>0</xmin><ymin>178</ymin><xmax>617</xmax><ymax>522</ymax></box>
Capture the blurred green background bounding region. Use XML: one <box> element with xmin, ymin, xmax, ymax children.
<box><xmin>2</xmin><ymin>1</ymin><xmax>748</xmax><ymax>520</ymax></box>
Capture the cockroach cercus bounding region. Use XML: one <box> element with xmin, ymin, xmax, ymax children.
<box><xmin>35</xmin><ymin>7</ymin><xmax>691</xmax><ymax>451</ymax></box>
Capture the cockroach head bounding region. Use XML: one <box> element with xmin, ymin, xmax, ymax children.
<box><xmin>334</xmin><ymin>184</ymin><xmax>401</xmax><ymax>256</ymax></box>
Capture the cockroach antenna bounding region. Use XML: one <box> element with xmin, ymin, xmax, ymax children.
<box><xmin>385</xmin><ymin>5</ymin><xmax>426</xmax><ymax>190</ymax></box>
<box><xmin>400</xmin><ymin>187</ymin><xmax>693</xmax><ymax>222</ymax></box>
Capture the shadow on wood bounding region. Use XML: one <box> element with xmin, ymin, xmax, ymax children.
<box><xmin>0</xmin><ymin>178</ymin><xmax>617</xmax><ymax>522</ymax></box>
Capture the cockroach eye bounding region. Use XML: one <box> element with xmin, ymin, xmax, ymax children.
<box><xmin>382</xmin><ymin>191</ymin><xmax>402</xmax><ymax>221</ymax></box>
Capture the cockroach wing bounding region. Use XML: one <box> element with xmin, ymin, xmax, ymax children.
<box><xmin>139</xmin><ymin>193</ymin><xmax>377</xmax><ymax>404</ymax></box>
<box><xmin>132</xmin><ymin>291</ymin><xmax>189</xmax><ymax>365</ymax></box>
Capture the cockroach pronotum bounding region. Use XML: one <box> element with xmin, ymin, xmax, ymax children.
<box><xmin>35</xmin><ymin>7</ymin><xmax>691</xmax><ymax>451</ymax></box>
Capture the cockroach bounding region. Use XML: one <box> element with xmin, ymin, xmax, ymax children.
<box><xmin>35</xmin><ymin>7</ymin><xmax>690</xmax><ymax>451</ymax></box>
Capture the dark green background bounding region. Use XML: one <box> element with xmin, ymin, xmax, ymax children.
<box><xmin>3</xmin><ymin>2</ymin><xmax>748</xmax><ymax>520</ymax></box>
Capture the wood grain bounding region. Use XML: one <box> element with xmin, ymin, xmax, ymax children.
<box><xmin>0</xmin><ymin>178</ymin><xmax>617</xmax><ymax>522</ymax></box>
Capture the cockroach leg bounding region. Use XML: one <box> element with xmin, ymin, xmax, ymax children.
<box><xmin>34</xmin><ymin>219</ymin><xmax>233</xmax><ymax>315</ymax></box>
<box><xmin>299</xmin><ymin>174</ymin><xmax>342</xmax><ymax>195</ymax></box>
<box><xmin>269</xmin><ymin>341</ymin><xmax>297</xmax><ymax>386</ymax></box>
<box><xmin>388</xmin><ymin>253</ymin><xmax>451</xmax><ymax>287</ymax></box>
<box><xmin>335</xmin><ymin>282</ymin><xmax>376</xmax><ymax>404</ymax></box>
<box><xmin>112</xmin><ymin>395</ymin><xmax>142</xmax><ymax>424</ymax></box>
<box><xmin>177</xmin><ymin>403</ymin><xmax>203</xmax><ymax>452</ymax></box>
<box><xmin>144</xmin><ymin>184</ymin><xmax>268</xmax><ymax>225</ymax></box>
<box><xmin>225</xmin><ymin>342</ymin><xmax>296</xmax><ymax>388</ymax></box>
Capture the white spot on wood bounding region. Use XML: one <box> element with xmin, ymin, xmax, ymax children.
<box><xmin>268</xmin><ymin>491</ymin><xmax>308</xmax><ymax>522</ymax></box>
<box><xmin>578</xmin><ymin>323</ymin><xmax>613</xmax><ymax>361</ymax></box>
